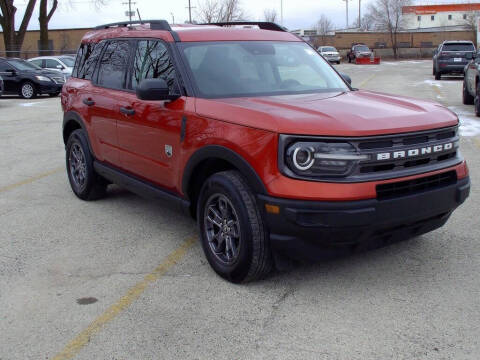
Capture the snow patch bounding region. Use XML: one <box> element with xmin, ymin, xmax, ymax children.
<box><xmin>449</xmin><ymin>106</ymin><xmax>480</xmax><ymax>137</ymax></box>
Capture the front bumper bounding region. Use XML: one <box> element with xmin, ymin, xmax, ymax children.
<box><xmin>258</xmin><ymin>176</ymin><xmax>470</xmax><ymax>260</ymax></box>
<box><xmin>37</xmin><ymin>82</ymin><xmax>63</xmax><ymax>94</ymax></box>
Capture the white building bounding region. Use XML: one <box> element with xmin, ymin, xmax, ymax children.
<box><xmin>402</xmin><ymin>3</ymin><xmax>480</xmax><ymax>29</ymax></box>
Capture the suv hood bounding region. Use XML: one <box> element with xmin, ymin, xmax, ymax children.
<box><xmin>195</xmin><ymin>90</ymin><xmax>458</xmax><ymax>136</ymax></box>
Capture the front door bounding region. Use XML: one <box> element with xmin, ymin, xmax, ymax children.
<box><xmin>117</xmin><ymin>39</ymin><xmax>185</xmax><ymax>192</ymax></box>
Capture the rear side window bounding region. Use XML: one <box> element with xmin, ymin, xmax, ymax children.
<box><xmin>73</xmin><ymin>41</ymin><xmax>106</xmax><ymax>80</ymax></box>
<box><xmin>96</xmin><ymin>40</ymin><xmax>130</xmax><ymax>89</ymax></box>
<box><xmin>130</xmin><ymin>40</ymin><xmax>177</xmax><ymax>93</ymax></box>
<box><xmin>443</xmin><ymin>43</ymin><xmax>475</xmax><ymax>52</ymax></box>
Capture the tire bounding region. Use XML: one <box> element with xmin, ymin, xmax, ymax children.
<box><xmin>337</xmin><ymin>61</ymin><xmax>341</xmax><ymax>65</ymax></box>
<box><xmin>197</xmin><ymin>170</ymin><xmax>272</xmax><ymax>283</ymax></box>
<box><xmin>20</xmin><ymin>81</ymin><xmax>36</xmax><ymax>99</ymax></box>
<box><xmin>475</xmin><ymin>82</ymin><xmax>480</xmax><ymax>117</ymax></box>
<box><xmin>348</xmin><ymin>55</ymin><xmax>352</xmax><ymax>63</ymax></box>
<box><xmin>66</xmin><ymin>129</ymin><xmax>107</xmax><ymax>200</ymax></box>
<box><xmin>463</xmin><ymin>79</ymin><xmax>474</xmax><ymax>105</ymax></box>
<box><xmin>432</xmin><ymin>66</ymin><xmax>435</xmax><ymax>76</ymax></box>
<box><xmin>435</xmin><ymin>71</ymin><xmax>441</xmax><ymax>80</ymax></box>
<box><xmin>49</xmin><ymin>92</ymin><xmax>60</xmax><ymax>97</ymax></box>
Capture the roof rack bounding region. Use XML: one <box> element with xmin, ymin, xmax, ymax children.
<box><xmin>202</xmin><ymin>21</ymin><xmax>287</xmax><ymax>32</ymax></box>
<box><xmin>94</xmin><ymin>20</ymin><xmax>171</xmax><ymax>31</ymax></box>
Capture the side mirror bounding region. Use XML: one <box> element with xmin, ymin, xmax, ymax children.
<box><xmin>340</xmin><ymin>73</ymin><xmax>352</xmax><ymax>85</ymax></box>
<box><xmin>56</xmin><ymin>64</ymin><xmax>64</xmax><ymax>69</ymax></box>
<box><xmin>5</xmin><ymin>69</ymin><xmax>16</xmax><ymax>76</ymax></box>
<box><xmin>136</xmin><ymin>78</ymin><xmax>179</xmax><ymax>101</ymax></box>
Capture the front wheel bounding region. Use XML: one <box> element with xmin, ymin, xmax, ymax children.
<box><xmin>463</xmin><ymin>79</ymin><xmax>474</xmax><ymax>105</ymax></box>
<box><xmin>197</xmin><ymin>170</ymin><xmax>272</xmax><ymax>283</ymax></box>
<box><xmin>20</xmin><ymin>81</ymin><xmax>36</xmax><ymax>99</ymax></box>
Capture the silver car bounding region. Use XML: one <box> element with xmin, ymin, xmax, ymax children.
<box><xmin>27</xmin><ymin>55</ymin><xmax>75</xmax><ymax>77</ymax></box>
<box><xmin>318</xmin><ymin>46</ymin><xmax>341</xmax><ymax>64</ymax></box>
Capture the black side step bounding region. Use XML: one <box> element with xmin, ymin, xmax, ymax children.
<box><xmin>94</xmin><ymin>161</ymin><xmax>190</xmax><ymax>215</ymax></box>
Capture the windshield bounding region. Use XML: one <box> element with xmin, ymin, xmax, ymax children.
<box><xmin>59</xmin><ymin>56</ymin><xmax>75</xmax><ymax>67</ymax></box>
<box><xmin>443</xmin><ymin>43</ymin><xmax>475</xmax><ymax>52</ymax></box>
<box><xmin>180</xmin><ymin>41</ymin><xmax>349</xmax><ymax>98</ymax></box>
<box><xmin>355</xmin><ymin>45</ymin><xmax>370</xmax><ymax>52</ymax></box>
<box><xmin>7</xmin><ymin>59</ymin><xmax>41</xmax><ymax>71</ymax></box>
<box><xmin>321</xmin><ymin>47</ymin><xmax>337</xmax><ymax>52</ymax></box>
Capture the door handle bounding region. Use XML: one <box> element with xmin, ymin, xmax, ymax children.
<box><xmin>83</xmin><ymin>98</ymin><xmax>95</xmax><ymax>106</ymax></box>
<box><xmin>120</xmin><ymin>107</ymin><xmax>135</xmax><ymax>116</ymax></box>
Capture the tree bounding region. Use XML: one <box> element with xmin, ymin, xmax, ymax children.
<box><xmin>315</xmin><ymin>14</ymin><xmax>334</xmax><ymax>46</ymax></box>
<box><xmin>0</xmin><ymin>0</ymin><xmax>37</xmax><ymax>57</ymax></box>
<box><xmin>263</xmin><ymin>8</ymin><xmax>277</xmax><ymax>23</ymax></box>
<box><xmin>38</xmin><ymin>0</ymin><xmax>58</xmax><ymax>55</ymax></box>
<box><xmin>196</xmin><ymin>0</ymin><xmax>247</xmax><ymax>23</ymax></box>
<box><xmin>367</xmin><ymin>0</ymin><xmax>410</xmax><ymax>59</ymax></box>
<box><xmin>462</xmin><ymin>10</ymin><xmax>479</xmax><ymax>45</ymax></box>
<box><xmin>352</xmin><ymin>13</ymin><xmax>376</xmax><ymax>31</ymax></box>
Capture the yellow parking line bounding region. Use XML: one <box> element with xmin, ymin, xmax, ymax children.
<box><xmin>0</xmin><ymin>167</ymin><xmax>63</xmax><ymax>193</ymax></box>
<box><xmin>52</xmin><ymin>236</ymin><xmax>197</xmax><ymax>360</ymax></box>
<box><xmin>358</xmin><ymin>73</ymin><xmax>376</xmax><ymax>88</ymax></box>
<box><xmin>474</xmin><ymin>138</ymin><xmax>480</xmax><ymax>148</ymax></box>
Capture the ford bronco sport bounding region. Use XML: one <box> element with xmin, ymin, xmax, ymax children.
<box><xmin>62</xmin><ymin>20</ymin><xmax>470</xmax><ymax>283</ymax></box>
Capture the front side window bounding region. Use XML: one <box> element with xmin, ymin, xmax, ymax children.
<box><xmin>97</xmin><ymin>40</ymin><xmax>130</xmax><ymax>89</ymax></box>
<box><xmin>130</xmin><ymin>40</ymin><xmax>177</xmax><ymax>93</ymax></box>
<box><xmin>30</xmin><ymin>59</ymin><xmax>43</xmax><ymax>68</ymax></box>
<box><xmin>180</xmin><ymin>41</ymin><xmax>349</xmax><ymax>98</ymax></box>
<box><xmin>45</xmin><ymin>59</ymin><xmax>61</xmax><ymax>68</ymax></box>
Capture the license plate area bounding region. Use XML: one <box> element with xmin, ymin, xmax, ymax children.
<box><xmin>454</xmin><ymin>58</ymin><xmax>462</xmax><ymax>62</ymax></box>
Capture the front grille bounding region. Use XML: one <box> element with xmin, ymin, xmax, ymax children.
<box><xmin>376</xmin><ymin>171</ymin><xmax>457</xmax><ymax>200</ymax></box>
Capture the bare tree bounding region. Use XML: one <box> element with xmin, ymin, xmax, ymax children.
<box><xmin>38</xmin><ymin>0</ymin><xmax>57</xmax><ymax>55</ymax></box>
<box><xmin>367</xmin><ymin>0</ymin><xmax>410</xmax><ymax>59</ymax></box>
<box><xmin>196</xmin><ymin>0</ymin><xmax>247</xmax><ymax>23</ymax></box>
<box><xmin>0</xmin><ymin>0</ymin><xmax>37</xmax><ymax>57</ymax></box>
<box><xmin>263</xmin><ymin>8</ymin><xmax>277</xmax><ymax>23</ymax></box>
<box><xmin>315</xmin><ymin>14</ymin><xmax>334</xmax><ymax>46</ymax></box>
<box><xmin>352</xmin><ymin>13</ymin><xmax>376</xmax><ymax>31</ymax></box>
<box><xmin>462</xmin><ymin>10</ymin><xmax>479</xmax><ymax>44</ymax></box>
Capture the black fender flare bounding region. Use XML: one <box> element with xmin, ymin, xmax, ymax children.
<box><xmin>62</xmin><ymin>111</ymin><xmax>94</xmax><ymax>153</ymax></box>
<box><xmin>181</xmin><ymin>145</ymin><xmax>267</xmax><ymax>198</ymax></box>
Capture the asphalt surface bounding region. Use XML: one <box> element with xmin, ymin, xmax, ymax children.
<box><xmin>1</xmin><ymin>60</ymin><xmax>479</xmax><ymax>360</ymax></box>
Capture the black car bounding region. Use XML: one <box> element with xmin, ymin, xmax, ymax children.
<box><xmin>0</xmin><ymin>57</ymin><xmax>65</xmax><ymax>99</ymax></box>
<box><xmin>346</xmin><ymin>44</ymin><xmax>372</xmax><ymax>63</ymax></box>
<box><xmin>433</xmin><ymin>41</ymin><xmax>476</xmax><ymax>80</ymax></box>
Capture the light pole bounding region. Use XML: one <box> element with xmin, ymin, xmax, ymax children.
<box><xmin>358</xmin><ymin>0</ymin><xmax>361</xmax><ymax>28</ymax></box>
<box><xmin>171</xmin><ymin>12</ymin><xmax>175</xmax><ymax>24</ymax></box>
<box><xmin>342</xmin><ymin>0</ymin><xmax>350</xmax><ymax>28</ymax></box>
<box><xmin>280</xmin><ymin>0</ymin><xmax>284</xmax><ymax>25</ymax></box>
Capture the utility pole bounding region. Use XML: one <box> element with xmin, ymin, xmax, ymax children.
<box><xmin>358</xmin><ymin>0</ymin><xmax>361</xmax><ymax>28</ymax></box>
<box><xmin>171</xmin><ymin>12</ymin><xmax>175</xmax><ymax>24</ymax></box>
<box><xmin>280</xmin><ymin>0</ymin><xmax>283</xmax><ymax>25</ymax></box>
<box><xmin>186</xmin><ymin>0</ymin><xmax>195</xmax><ymax>23</ymax></box>
<box><xmin>342</xmin><ymin>0</ymin><xmax>350</xmax><ymax>28</ymax></box>
<box><xmin>122</xmin><ymin>0</ymin><xmax>137</xmax><ymax>22</ymax></box>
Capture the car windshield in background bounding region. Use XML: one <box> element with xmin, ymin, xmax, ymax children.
<box><xmin>59</xmin><ymin>56</ymin><xmax>75</xmax><ymax>67</ymax></box>
<box><xmin>7</xmin><ymin>59</ymin><xmax>41</xmax><ymax>71</ymax></box>
<box><xmin>322</xmin><ymin>47</ymin><xmax>337</xmax><ymax>52</ymax></box>
<box><xmin>443</xmin><ymin>43</ymin><xmax>475</xmax><ymax>52</ymax></box>
<box><xmin>355</xmin><ymin>45</ymin><xmax>369</xmax><ymax>52</ymax></box>
<box><xmin>180</xmin><ymin>41</ymin><xmax>349</xmax><ymax>98</ymax></box>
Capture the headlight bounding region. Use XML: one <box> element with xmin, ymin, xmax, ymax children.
<box><xmin>35</xmin><ymin>75</ymin><xmax>52</xmax><ymax>82</ymax></box>
<box><xmin>284</xmin><ymin>141</ymin><xmax>369</xmax><ymax>178</ymax></box>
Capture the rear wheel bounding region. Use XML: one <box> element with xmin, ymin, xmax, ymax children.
<box><xmin>463</xmin><ymin>79</ymin><xmax>474</xmax><ymax>105</ymax></box>
<box><xmin>66</xmin><ymin>129</ymin><xmax>107</xmax><ymax>200</ymax></box>
<box><xmin>435</xmin><ymin>71</ymin><xmax>441</xmax><ymax>80</ymax></box>
<box><xmin>475</xmin><ymin>82</ymin><xmax>480</xmax><ymax>117</ymax></box>
<box><xmin>197</xmin><ymin>170</ymin><xmax>272</xmax><ymax>283</ymax></box>
<box><xmin>20</xmin><ymin>81</ymin><xmax>36</xmax><ymax>99</ymax></box>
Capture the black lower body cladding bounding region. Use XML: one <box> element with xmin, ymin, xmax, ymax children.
<box><xmin>258</xmin><ymin>175</ymin><xmax>470</xmax><ymax>261</ymax></box>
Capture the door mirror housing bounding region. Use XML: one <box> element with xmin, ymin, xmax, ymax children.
<box><xmin>340</xmin><ymin>73</ymin><xmax>352</xmax><ymax>85</ymax></box>
<box><xmin>136</xmin><ymin>78</ymin><xmax>180</xmax><ymax>101</ymax></box>
<box><xmin>56</xmin><ymin>64</ymin><xmax>64</xmax><ymax>69</ymax></box>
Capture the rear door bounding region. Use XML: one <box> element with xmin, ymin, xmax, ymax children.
<box><xmin>116</xmin><ymin>39</ymin><xmax>185</xmax><ymax>191</ymax></box>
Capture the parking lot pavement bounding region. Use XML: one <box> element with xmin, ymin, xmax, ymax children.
<box><xmin>1</xmin><ymin>60</ymin><xmax>480</xmax><ymax>360</ymax></box>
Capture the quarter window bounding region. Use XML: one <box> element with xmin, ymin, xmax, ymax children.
<box><xmin>131</xmin><ymin>40</ymin><xmax>177</xmax><ymax>93</ymax></box>
<box><xmin>97</xmin><ymin>40</ymin><xmax>130</xmax><ymax>89</ymax></box>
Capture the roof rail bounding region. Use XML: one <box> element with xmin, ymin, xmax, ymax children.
<box><xmin>94</xmin><ymin>20</ymin><xmax>171</xmax><ymax>31</ymax></box>
<box><xmin>202</xmin><ymin>22</ymin><xmax>287</xmax><ymax>32</ymax></box>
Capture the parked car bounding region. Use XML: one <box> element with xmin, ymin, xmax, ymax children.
<box><xmin>0</xmin><ymin>57</ymin><xmax>65</xmax><ymax>98</ymax></box>
<box><xmin>462</xmin><ymin>51</ymin><xmax>480</xmax><ymax>114</ymax></box>
<box><xmin>61</xmin><ymin>20</ymin><xmax>469</xmax><ymax>283</ymax></box>
<box><xmin>346</xmin><ymin>43</ymin><xmax>372</xmax><ymax>63</ymax></box>
<box><xmin>318</xmin><ymin>46</ymin><xmax>341</xmax><ymax>64</ymax></box>
<box><xmin>433</xmin><ymin>40</ymin><xmax>475</xmax><ymax>80</ymax></box>
<box><xmin>28</xmin><ymin>55</ymin><xmax>75</xmax><ymax>77</ymax></box>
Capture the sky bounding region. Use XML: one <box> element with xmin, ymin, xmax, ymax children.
<box><xmin>10</xmin><ymin>0</ymin><xmax>480</xmax><ymax>32</ymax></box>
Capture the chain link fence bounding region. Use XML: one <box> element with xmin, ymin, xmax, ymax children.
<box><xmin>0</xmin><ymin>49</ymin><xmax>78</xmax><ymax>59</ymax></box>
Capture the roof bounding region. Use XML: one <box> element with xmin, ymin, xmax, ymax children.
<box><xmin>403</xmin><ymin>3</ymin><xmax>480</xmax><ymax>14</ymax></box>
<box><xmin>82</xmin><ymin>22</ymin><xmax>300</xmax><ymax>43</ymax></box>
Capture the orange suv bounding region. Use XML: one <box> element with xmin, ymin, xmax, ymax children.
<box><xmin>61</xmin><ymin>20</ymin><xmax>470</xmax><ymax>283</ymax></box>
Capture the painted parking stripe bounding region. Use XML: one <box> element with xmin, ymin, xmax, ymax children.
<box><xmin>0</xmin><ymin>167</ymin><xmax>63</xmax><ymax>193</ymax></box>
<box><xmin>51</xmin><ymin>236</ymin><xmax>197</xmax><ymax>360</ymax></box>
<box><xmin>358</xmin><ymin>73</ymin><xmax>376</xmax><ymax>88</ymax></box>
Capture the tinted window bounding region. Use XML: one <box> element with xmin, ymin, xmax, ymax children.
<box><xmin>29</xmin><ymin>59</ymin><xmax>43</xmax><ymax>67</ymax></box>
<box><xmin>97</xmin><ymin>40</ymin><xmax>130</xmax><ymax>89</ymax></box>
<box><xmin>59</xmin><ymin>56</ymin><xmax>75</xmax><ymax>67</ymax></box>
<box><xmin>45</xmin><ymin>59</ymin><xmax>61</xmax><ymax>68</ymax></box>
<box><xmin>6</xmin><ymin>59</ymin><xmax>40</xmax><ymax>71</ymax></box>
<box><xmin>443</xmin><ymin>43</ymin><xmax>475</xmax><ymax>52</ymax></box>
<box><xmin>0</xmin><ymin>60</ymin><xmax>9</xmax><ymax>72</ymax></box>
<box><xmin>74</xmin><ymin>41</ymin><xmax>106</xmax><ymax>80</ymax></box>
<box><xmin>131</xmin><ymin>40</ymin><xmax>177</xmax><ymax>93</ymax></box>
